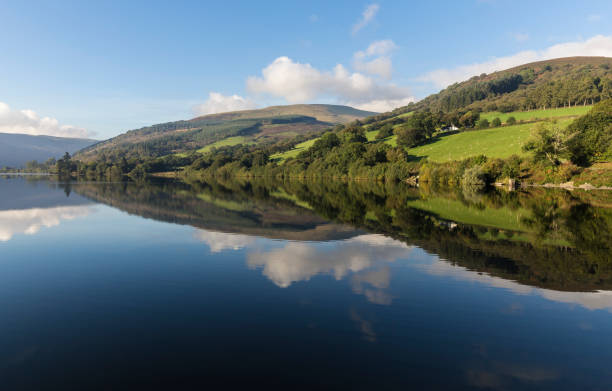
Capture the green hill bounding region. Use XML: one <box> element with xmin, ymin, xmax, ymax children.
<box><xmin>76</xmin><ymin>104</ymin><xmax>376</xmax><ymax>161</ymax></box>
<box><xmin>399</xmin><ymin>56</ymin><xmax>612</xmax><ymax>115</ymax></box>
<box><xmin>269</xmin><ymin>57</ymin><xmax>612</xmax><ymax>164</ymax></box>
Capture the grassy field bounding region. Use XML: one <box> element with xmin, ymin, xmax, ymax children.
<box><xmin>407</xmin><ymin>123</ymin><xmax>532</xmax><ymax>162</ymax></box>
<box><xmin>406</xmin><ymin>119</ymin><xmax>573</xmax><ymax>163</ymax></box>
<box><xmin>480</xmin><ymin>106</ymin><xmax>590</xmax><ymax>123</ymax></box>
<box><xmin>197</xmin><ymin>136</ymin><xmax>253</xmax><ymax>154</ymax></box>
<box><xmin>365</xmin><ymin>130</ymin><xmax>378</xmax><ymax>141</ymax></box>
<box><xmin>270</xmin><ymin>138</ymin><xmax>318</xmax><ymax>161</ymax></box>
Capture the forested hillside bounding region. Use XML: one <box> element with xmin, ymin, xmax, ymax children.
<box><xmin>75</xmin><ymin>104</ymin><xmax>375</xmax><ymax>161</ymax></box>
<box><xmin>400</xmin><ymin>56</ymin><xmax>612</xmax><ymax>114</ymax></box>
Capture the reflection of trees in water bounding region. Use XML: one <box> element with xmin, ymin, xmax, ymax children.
<box><xmin>74</xmin><ymin>177</ymin><xmax>612</xmax><ymax>291</ymax></box>
<box><xmin>251</xmin><ymin>179</ymin><xmax>612</xmax><ymax>291</ymax></box>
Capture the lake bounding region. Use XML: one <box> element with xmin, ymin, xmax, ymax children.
<box><xmin>1</xmin><ymin>175</ymin><xmax>611</xmax><ymax>390</ymax></box>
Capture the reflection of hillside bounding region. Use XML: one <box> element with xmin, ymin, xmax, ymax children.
<box><xmin>72</xmin><ymin>180</ymin><xmax>360</xmax><ymax>241</ymax></box>
<box><xmin>0</xmin><ymin>176</ymin><xmax>91</xmax><ymax>210</ymax></box>
<box><xmin>260</xmin><ymin>180</ymin><xmax>612</xmax><ymax>292</ymax></box>
<box><xmin>0</xmin><ymin>176</ymin><xmax>95</xmax><ymax>241</ymax></box>
<box><xmin>74</xmin><ymin>177</ymin><xmax>612</xmax><ymax>292</ymax></box>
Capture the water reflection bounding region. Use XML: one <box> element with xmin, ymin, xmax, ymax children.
<box><xmin>247</xmin><ymin>234</ymin><xmax>409</xmax><ymax>288</ymax></box>
<box><xmin>62</xmin><ymin>177</ymin><xmax>612</xmax><ymax>294</ymax></box>
<box><xmin>0</xmin><ymin>176</ymin><xmax>95</xmax><ymax>241</ymax></box>
<box><xmin>422</xmin><ymin>259</ymin><xmax>612</xmax><ymax>311</ymax></box>
<box><xmin>194</xmin><ymin>229</ymin><xmax>256</xmax><ymax>252</ymax></box>
<box><xmin>1</xmin><ymin>176</ymin><xmax>612</xmax><ymax>389</ymax></box>
<box><xmin>0</xmin><ymin>206</ymin><xmax>94</xmax><ymax>241</ymax></box>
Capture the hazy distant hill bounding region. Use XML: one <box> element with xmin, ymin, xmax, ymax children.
<box><xmin>0</xmin><ymin>133</ymin><xmax>96</xmax><ymax>168</ymax></box>
<box><xmin>76</xmin><ymin>104</ymin><xmax>376</xmax><ymax>161</ymax></box>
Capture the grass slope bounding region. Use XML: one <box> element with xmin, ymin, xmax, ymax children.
<box><xmin>197</xmin><ymin>136</ymin><xmax>253</xmax><ymax>154</ymax></box>
<box><xmin>271</xmin><ymin>139</ymin><xmax>318</xmax><ymax>161</ymax></box>
<box><xmin>407</xmin><ymin>119</ymin><xmax>574</xmax><ymax>162</ymax></box>
<box><xmin>480</xmin><ymin>106</ymin><xmax>591</xmax><ymax>123</ymax></box>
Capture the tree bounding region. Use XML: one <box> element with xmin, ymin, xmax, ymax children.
<box><xmin>395</xmin><ymin>126</ymin><xmax>426</xmax><ymax>148</ymax></box>
<box><xmin>522</xmin><ymin>121</ymin><xmax>569</xmax><ymax>166</ymax></box>
<box><xmin>56</xmin><ymin>152</ymin><xmax>73</xmax><ymax>176</ymax></box>
<box><xmin>565</xmin><ymin>99</ymin><xmax>612</xmax><ymax>165</ymax></box>
<box><xmin>458</xmin><ymin>111</ymin><xmax>479</xmax><ymax>128</ymax></box>
<box><xmin>506</xmin><ymin>116</ymin><xmax>517</xmax><ymax>125</ymax></box>
<box><xmin>491</xmin><ymin>118</ymin><xmax>502</xmax><ymax>127</ymax></box>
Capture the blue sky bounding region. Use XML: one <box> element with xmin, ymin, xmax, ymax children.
<box><xmin>1</xmin><ymin>0</ymin><xmax>611</xmax><ymax>139</ymax></box>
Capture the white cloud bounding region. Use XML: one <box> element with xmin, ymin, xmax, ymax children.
<box><xmin>0</xmin><ymin>206</ymin><xmax>94</xmax><ymax>242</ymax></box>
<box><xmin>0</xmin><ymin>102</ymin><xmax>90</xmax><ymax>138</ymax></box>
<box><xmin>512</xmin><ymin>32</ymin><xmax>529</xmax><ymax>42</ymax></box>
<box><xmin>193</xmin><ymin>229</ymin><xmax>256</xmax><ymax>252</ymax></box>
<box><xmin>353</xmin><ymin>39</ymin><xmax>398</xmax><ymax>79</ymax></box>
<box><xmin>348</xmin><ymin>97</ymin><xmax>415</xmax><ymax>112</ymax></box>
<box><xmin>246</xmin><ymin>56</ymin><xmax>413</xmax><ymax>112</ymax></box>
<box><xmin>356</xmin><ymin>39</ymin><xmax>397</xmax><ymax>58</ymax></box>
<box><xmin>352</xmin><ymin>3</ymin><xmax>379</xmax><ymax>35</ymax></box>
<box><xmin>192</xmin><ymin>92</ymin><xmax>257</xmax><ymax>116</ymax></box>
<box><xmin>420</xmin><ymin>34</ymin><xmax>612</xmax><ymax>88</ymax></box>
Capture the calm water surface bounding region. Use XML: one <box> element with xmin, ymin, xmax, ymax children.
<box><xmin>0</xmin><ymin>176</ymin><xmax>611</xmax><ymax>390</ymax></box>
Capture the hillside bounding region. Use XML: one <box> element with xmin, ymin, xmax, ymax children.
<box><xmin>267</xmin><ymin>57</ymin><xmax>612</xmax><ymax>164</ymax></box>
<box><xmin>76</xmin><ymin>104</ymin><xmax>376</xmax><ymax>161</ymax></box>
<box><xmin>395</xmin><ymin>56</ymin><xmax>612</xmax><ymax>115</ymax></box>
<box><xmin>171</xmin><ymin>57</ymin><xmax>612</xmax><ymax>186</ymax></box>
<box><xmin>0</xmin><ymin>133</ymin><xmax>96</xmax><ymax>168</ymax></box>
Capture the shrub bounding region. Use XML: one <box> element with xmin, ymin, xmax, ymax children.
<box><xmin>506</xmin><ymin>116</ymin><xmax>517</xmax><ymax>125</ymax></box>
<box><xmin>491</xmin><ymin>117</ymin><xmax>502</xmax><ymax>127</ymax></box>
<box><xmin>375</xmin><ymin>124</ymin><xmax>394</xmax><ymax>139</ymax></box>
<box><xmin>477</xmin><ymin>119</ymin><xmax>490</xmax><ymax>129</ymax></box>
<box><xmin>502</xmin><ymin>155</ymin><xmax>522</xmax><ymax>179</ymax></box>
<box><xmin>462</xmin><ymin>165</ymin><xmax>487</xmax><ymax>190</ymax></box>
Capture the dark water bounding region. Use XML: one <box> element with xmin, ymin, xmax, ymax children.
<box><xmin>1</xmin><ymin>175</ymin><xmax>611</xmax><ymax>390</ymax></box>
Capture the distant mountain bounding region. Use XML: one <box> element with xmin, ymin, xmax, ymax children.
<box><xmin>76</xmin><ymin>104</ymin><xmax>377</xmax><ymax>161</ymax></box>
<box><xmin>0</xmin><ymin>133</ymin><xmax>96</xmax><ymax>168</ymax></box>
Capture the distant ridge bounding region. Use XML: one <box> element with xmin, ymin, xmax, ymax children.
<box><xmin>76</xmin><ymin>104</ymin><xmax>376</xmax><ymax>161</ymax></box>
<box><xmin>190</xmin><ymin>104</ymin><xmax>377</xmax><ymax>124</ymax></box>
<box><xmin>0</xmin><ymin>133</ymin><xmax>96</xmax><ymax>168</ymax></box>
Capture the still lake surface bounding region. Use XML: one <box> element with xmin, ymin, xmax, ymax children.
<box><xmin>1</xmin><ymin>175</ymin><xmax>611</xmax><ymax>390</ymax></box>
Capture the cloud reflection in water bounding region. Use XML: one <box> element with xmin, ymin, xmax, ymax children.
<box><xmin>0</xmin><ymin>206</ymin><xmax>94</xmax><ymax>242</ymax></box>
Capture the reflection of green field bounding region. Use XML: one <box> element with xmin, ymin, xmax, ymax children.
<box><xmin>407</xmin><ymin>197</ymin><xmax>529</xmax><ymax>232</ymax></box>
<box><xmin>480</xmin><ymin>106</ymin><xmax>590</xmax><ymax>123</ymax></box>
<box><xmin>270</xmin><ymin>190</ymin><xmax>313</xmax><ymax>210</ymax></box>
<box><xmin>196</xmin><ymin>193</ymin><xmax>251</xmax><ymax>211</ymax></box>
